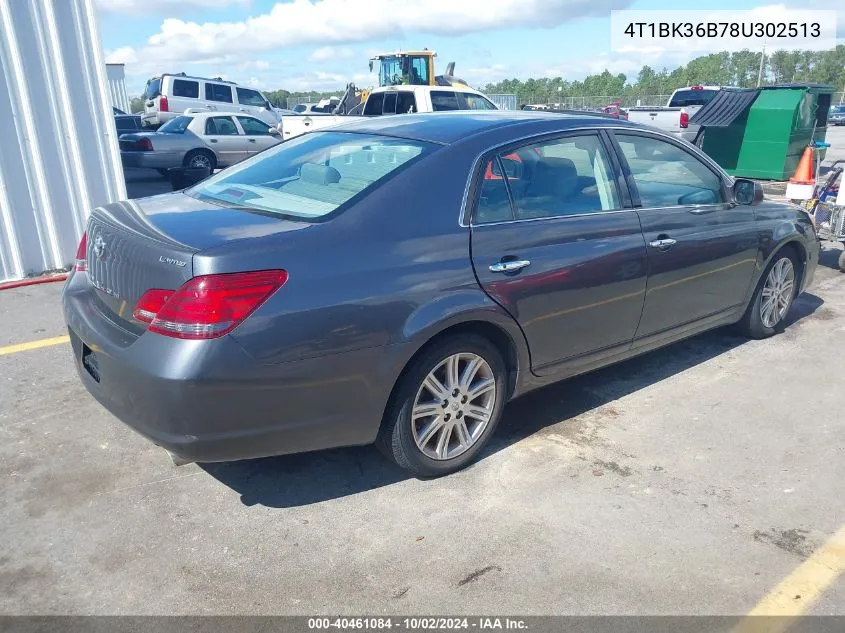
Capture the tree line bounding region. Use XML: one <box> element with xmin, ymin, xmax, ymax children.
<box><xmin>480</xmin><ymin>47</ymin><xmax>845</xmax><ymax>105</ymax></box>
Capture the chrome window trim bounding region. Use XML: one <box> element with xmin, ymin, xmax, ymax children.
<box><xmin>458</xmin><ymin>124</ymin><xmax>734</xmax><ymax>227</ymax></box>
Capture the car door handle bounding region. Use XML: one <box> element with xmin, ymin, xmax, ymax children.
<box><xmin>489</xmin><ymin>259</ymin><xmax>531</xmax><ymax>273</ymax></box>
<box><xmin>648</xmin><ymin>238</ymin><xmax>677</xmax><ymax>249</ymax></box>
<box><xmin>248</xmin><ymin>138</ymin><xmax>256</xmax><ymax>143</ymax></box>
<box><xmin>209</xmin><ymin>139</ymin><xmax>218</xmax><ymax>143</ymax></box>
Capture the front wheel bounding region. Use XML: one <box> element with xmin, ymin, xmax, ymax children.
<box><xmin>378</xmin><ymin>335</ymin><xmax>507</xmax><ymax>477</ymax></box>
<box><xmin>738</xmin><ymin>251</ymin><xmax>798</xmax><ymax>339</ymax></box>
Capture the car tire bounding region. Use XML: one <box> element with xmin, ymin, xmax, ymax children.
<box><xmin>838</xmin><ymin>246</ymin><xmax>845</xmax><ymax>272</ymax></box>
<box><xmin>738</xmin><ymin>249</ymin><xmax>800</xmax><ymax>339</ymax></box>
<box><xmin>377</xmin><ymin>334</ymin><xmax>508</xmax><ymax>477</ymax></box>
<box><xmin>183</xmin><ymin>150</ymin><xmax>216</xmax><ymax>171</ymax></box>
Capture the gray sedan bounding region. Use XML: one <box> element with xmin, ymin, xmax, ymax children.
<box><xmin>119</xmin><ymin>112</ymin><xmax>281</xmax><ymax>175</ymax></box>
<box><xmin>64</xmin><ymin>112</ymin><xmax>818</xmax><ymax>477</ymax></box>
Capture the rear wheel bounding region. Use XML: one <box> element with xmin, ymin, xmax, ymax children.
<box><xmin>738</xmin><ymin>250</ymin><xmax>798</xmax><ymax>339</ymax></box>
<box><xmin>183</xmin><ymin>150</ymin><xmax>215</xmax><ymax>170</ymax></box>
<box><xmin>378</xmin><ymin>335</ymin><xmax>507</xmax><ymax>477</ymax></box>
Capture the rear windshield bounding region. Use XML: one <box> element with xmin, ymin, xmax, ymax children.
<box><xmin>158</xmin><ymin>116</ymin><xmax>191</xmax><ymax>134</ymax></box>
<box><xmin>143</xmin><ymin>78</ymin><xmax>161</xmax><ymax>100</ymax></box>
<box><xmin>668</xmin><ymin>89</ymin><xmax>718</xmax><ymax>107</ymax></box>
<box><xmin>188</xmin><ymin>132</ymin><xmax>435</xmax><ymax>221</ymax></box>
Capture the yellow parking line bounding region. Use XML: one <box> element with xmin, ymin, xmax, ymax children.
<box><xmin>732</xmin><ymin>524</ymin><xmax>845</xmax><ymax>633</ymax></box>
<box><xmin>0</xmin><ymin>335</ymin><xmax>70</xmax><ymax>356</ymax></box>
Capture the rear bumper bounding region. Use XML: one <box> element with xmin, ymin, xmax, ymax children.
<box><xmin>121</xmin><ymin>151</ymin><xmax>181</xmax><ymax>169</ymax></box>
<box><xmin>62</xmin><ymin>272</ymin><xmax>395</xmax><ymax>463</ymax></box>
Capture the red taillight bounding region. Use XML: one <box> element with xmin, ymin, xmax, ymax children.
<box><xmin>135</xmin><ymin>137</ymin><xmax>153</xmax><ymax>151</ymax></box>
<box><xmin>74</xmin><ymin>232</ymin><xmax>88</xmax><ymax>272</ymax></box>
<box><xmin>133</xmin><ymin>288</ymin><xmax>174</xmax><ymax>323</ymax></box>
<box><xmin>139</xmin><ymin>270</ymin><xmax>288</xmax><ymax>339</ymax></box>
<box><xmin>680</xmin><ymin>111</ymin><xmax>689</xmax><ymax>128</ymax></box>
<box><xmin>159</xmin><ymin>95</ymin><xmax>169</xmax><ymax>112</ymax></box>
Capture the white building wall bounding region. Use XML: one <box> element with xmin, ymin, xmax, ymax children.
<box><xmin>0</xmin><ymin>0</ymin><xmax>126</xmax><ymax>282</ymax></box>
<box><xmin>106</xmin><ymin>63</ymin><xmax>131</xmax><ymax>113</ymax></box>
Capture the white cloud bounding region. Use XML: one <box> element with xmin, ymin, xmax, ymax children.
<box><xmin>308</xmin><ymin>46</ymin><xmax>355</xmax><ymax>62</ymax></box>
<box><xmin>96</xmin><ymin>0</ymin><xmax>249</xmax><ymax>12</ymax></box>
<box><xmin>109</xmin><ymin>0</ymin><xmax>631</xmax><ymax>72</ymax></box>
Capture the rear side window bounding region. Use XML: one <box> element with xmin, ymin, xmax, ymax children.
<box><xmin>206</xmin><ymin>83</ymin><xmax>233</xmax><ymax>103</ymax></box>
<box><xmin>236</xmin><ymin>88</ymin><xmax>266</xmax><ymax>107</ymax></box>
<box><xmin>172</xmin><ymin>79</ymin><xmax>199</xmax><ymax>99</ymax></box>
<box><xmin>158</xmin><ymin>116</ymin><xmax>191</xmax><ymax>134</ymax></box>
<box><xmin>204</xmin><ymin>116</ymin><xmax>239</xmax><ymax>135</ymax></box>
<box><xmin>458</xmin><ymin>93</ymin><xmax>497</xmax><ymax>110</ymax></box>
<box><xmin>668</xmin><ymin>89</ymin><xmax>718</xmax><ymax>107</ymax></box>
<box><xmin>189</xmin><ymin>132</ymin><xmax>435</xmax><ymax>221</ymax></box>
<box><xmin>615</xmin><ymin>133</ymin><xmax>723</xmax><ymax>207</ymax></box>
<box><xmin>475</xmin><ymin>134</ymin><xmax>621</xmax><ymax>223</ymax></box>
<box><xmin>431</xmin><ymin>91</ymin><xmax>460</xmax><ymax>111</ymax></box>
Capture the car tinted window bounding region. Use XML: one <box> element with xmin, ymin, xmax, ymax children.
<box><xmin>615</xmin><ymin>134</ymin><xmax>723</xmax><ymax>207</ymax></box>
<box><xmin>668</xmin><ymin>89</ymin><xmax>718</xmax><ymax>107</ymax></box>
<box><xmin>237</xmin><ymin>116</ymin><xmax>270</xmax><ymax>135</ymax></box>
<box><xmin>382</xmin><ymin>92</ymin><xmax>398</xmax><ymax>114</ymax></box>
<box><xmin>143</xmin><ymin>78</ymin><xmax>161</xmax><ymax>100</ymax></box>
<box><xmin>236</xmin><ymin>88</ymin><xmax>266</xmax><ymax>107</ymax></box>
<box><xmin>204</xmin><ymin>116</ymin><xmax>239</xmax><ymax>135</ymax></box>
<box><xmin>363</xmin><ymin>92</ymin><xmax>384</xmax><ymax>115</ymax></box>
<box><xmin>396</xmin><ymin>91</ymin><xmax>417</xmax><ymax>114</ymax></box>
<box><xmin>172</xmin><ymin>79</ymin><xmax>199</xmax><ymax>99</ymax></box>
<box><xmin>205</xmin><ymin>83</ymin><xmax>233</xmax><ymax>103</ymax></box>
<box><xmin>158</xmin><ymin>116</ymin><xmax>191</xmax><ymax>134</ymax></box>
<box><xmin>431</xmin><ymin>91</ymin><xmax>460</xmax><ymax>111</ymax></box>
<box><xmin>189</xmin><ymin>132</ymin><xmax>435</xmax><ymax>221</ymax></box>
<box><xmin>458</xmin><ymin>93</ymin><xmax>497</xmax><ymax>110</ymax></box>
<box><xmin>477</xmin><ymin>135</ymin><xmax>621</xmax><ymax>222</ymax></box>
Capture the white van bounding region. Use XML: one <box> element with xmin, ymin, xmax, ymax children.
<box><xmin>141</xmin><ymin>73</ymin><xmax>280</xmax><ymax>129</ymax></box>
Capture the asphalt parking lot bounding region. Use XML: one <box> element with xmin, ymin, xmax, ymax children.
<box><xmin>2</xmin><ymin>131</ymin><xmax>844</xmax><ymax>617</ymax></box>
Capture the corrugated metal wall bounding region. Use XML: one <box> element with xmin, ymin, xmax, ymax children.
<box><xmin>0</xmin><ymin>0</ymin><xmax>125</xmax><ymax>282</ymax></box>
<box><xmin>106</xmin><ymin>63</ymin><xmax>131</xmax><ymax>113</ymax></box>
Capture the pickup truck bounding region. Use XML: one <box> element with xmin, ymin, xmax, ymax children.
<box><xmin>626</xmin><ymin>86</ymin><xmax>733</xmax><ymax>144</ymax></box>
<box><xmin>279</xmin><ymin>84</ymin><xmax>499</xmax><ymax>140</ymax></box>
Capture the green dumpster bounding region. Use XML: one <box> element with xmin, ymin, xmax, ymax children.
<box><xmin>698</xmin><ymin>84</ymin><xmax>833</xmax><ymax>180</ymax></box>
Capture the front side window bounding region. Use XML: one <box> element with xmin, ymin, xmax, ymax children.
<box><xmin>205</xmin><ymin>83</ymin><xmax>233</xmax><ymax>103</ymax></box>
<box><xmin>236</xmin><ymin>88</ymin><xmax>267</xmax><ymax>107</ymax></box>
<box><xmin>458</xmin><ymin>93</ymin><xmax>497</xmax><ymax>110</ymax></box>
<box><xmin>158</xmin><ymin>116</ymin><xmax>191</xmax><ymax>134</ymax></box>
<box><xmin>172</xmin><ymin>79</ymin><xmax>199</xmax><ymax>99</ymax></box>
<box><xmin>475</xmin><ymin>134</ymin><xmax>621</xmax><ymax>222</ymax></box>
<box><xmin>614</xmin><ymin>134</ymin><xmax>723</xmax><ymax>207</ymax></box>
<box><xmin>204</xmin><ymin>116</ymin><xmax>239</xmax><ymax>136</ymax></box>
<box><xmin>410</xmin><ymin>56</ymin><xmax>430</xmax><ymax>85</ymax></box>
<box><xmin>431</xmin><ymin>91</ymin><xmax>459</xmax><ymax>111</ymax></box>
<box><xmin>396</xmin><ymin>92</ymin><xmax>417</xmax><ymax>114</ymax></box>
<box><xmin>189</xmin><ymin>132</ymin><xmax>435</xmax><ymax>221</ymax></box>
<box><xmin>237</xmin><ymin>116</ymin><xmax>270</xmax><ymax>135</ymax></box>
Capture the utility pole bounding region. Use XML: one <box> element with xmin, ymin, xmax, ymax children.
<box><xmin>756</xmin><ymin>40</ymin><xmax>766</xmax><ymax>87</ymax></box>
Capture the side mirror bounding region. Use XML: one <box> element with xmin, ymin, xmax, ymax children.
<box><xmin>269</xmin><ymin>127</ymin><xmax>280</xmax><ymax>136</ymax></box>
<box><xmin>734</xmin><ymin>179</ymin><xmax>764</xmax><ymax>206</ymax></box>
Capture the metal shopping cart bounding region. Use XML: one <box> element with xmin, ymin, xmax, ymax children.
<box><xmin>805</xmin><ymin>159</ymin><xmax>845</xmax><ymax>271</ymax></box>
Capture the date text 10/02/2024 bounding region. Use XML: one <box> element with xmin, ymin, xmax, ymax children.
<box><xmin>307</xmin><ymin>618</ymin><xmax>528</xmax><ymax>630</ymax></box>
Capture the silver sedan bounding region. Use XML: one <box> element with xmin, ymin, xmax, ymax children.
<box><xmin>119</xmin><ymin>112</ymin><xmax>282</xmax><ymax>176</ymax></box>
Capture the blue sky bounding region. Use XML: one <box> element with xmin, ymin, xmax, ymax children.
<box><xmin>96</xmin><ymin>0</ymin><xmax>842</xmax><ymax>96</ymax></box>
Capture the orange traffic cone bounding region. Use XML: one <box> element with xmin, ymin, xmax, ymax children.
<box><xmin>785</xmin><ymin>146</ymin><xmax>815</xmax><ymax>200</ymax></box>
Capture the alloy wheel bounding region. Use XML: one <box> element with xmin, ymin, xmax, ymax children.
<box><xmin>189</xmin><ymin>154</ymin><xmax>211</xmax><ymax>169</ymax></box>
<box><xmin>411</xmin><ymin>353</ymin><xmax>496</xmax><ymax>461</ymax></box>
<box><xmin>760</xmin><ymin>257</ymin><xmax>795</xmax><ymax>328</ymax></box>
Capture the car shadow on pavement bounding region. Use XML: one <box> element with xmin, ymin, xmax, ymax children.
<box><xmin>202</xmin><ymin>293</ymin><xmax>824</xmax><ymax>509</ymax></box>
